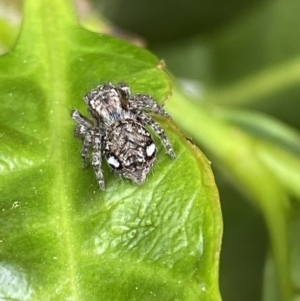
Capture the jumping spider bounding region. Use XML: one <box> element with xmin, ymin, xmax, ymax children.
<box><xmin>71</xmin><ymin>82</ymin><xmax>176</xmax><ymax>190</ymax></box>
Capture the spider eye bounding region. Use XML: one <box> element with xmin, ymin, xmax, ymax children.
<box><xmin>107</xmin><ymin>155</ymin><xmax>121</xmax><ymax>170</ymax></box>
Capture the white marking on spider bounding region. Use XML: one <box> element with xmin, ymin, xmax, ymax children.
<box><xmin>107</xmin><ymin>156</ymin><xmax>120</xmax><ymax>168</ymax></box>
<box><xmin>146</xmin><ymin>143</ymin><xmax>156</xmax><ymax>157</ymax></box>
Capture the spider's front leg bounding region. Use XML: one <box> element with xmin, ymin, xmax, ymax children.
<box><xmin>91</xmin><ymin>131</ymin><xmax>105</xmax><ymax>190</ymax></box>
<box><xmin>71</xmin><ymin>110</ymin><xmax>105</xmax><ymax>189</ymax></box>
<box><xmin>127</xmin><ymin>93</ymin><xmax>171</xmax><ymax>118</ymax></box>
<box><xmin>71</xmin><ymin>110</ymin><xmax>94</xmax><ymax>168</ymax></box>
<box><xmin>71</xmin><ymin>109</ymin><xmax>93</xmax><ymax>136</ymax></box>
<box><xmin>138</xmin><ymin>112</ymin><xmax>176</xmax><ymax>159</ymax></box>
<box><xmin>116</xmin><ymin>82</ymin><xmax>131</xmax><ymax>99</ymax></box>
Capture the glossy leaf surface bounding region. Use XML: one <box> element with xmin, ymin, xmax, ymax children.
<box><xmin>0</xmin><ymin>1</ymin><xmax>222</xmax><ymax>300</ymax></box>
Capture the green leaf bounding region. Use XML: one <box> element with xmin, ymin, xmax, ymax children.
<box><xmin>216</xmin><ymin>109</ymin><xmax>300</xmax><ymax>199</ymax></box>
<box><xmin>0</xmin><ymin>1</ymin><xmax>222</xmax><ymax>300</ymax></box>
<box><xmin>168</xmin><ymin>88</ymin><xmax>300</xmax><ymax>301</ymax></box>
<box><xmin>0</xmin><ymin>1</ymin><xmax>21</xmax><ymax>53</ymax></box>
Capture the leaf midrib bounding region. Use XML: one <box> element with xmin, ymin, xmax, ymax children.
<box><xmin>23</xmin><ymin>0</ymin><xmax>81</xmax><ymax>299</ymax></box>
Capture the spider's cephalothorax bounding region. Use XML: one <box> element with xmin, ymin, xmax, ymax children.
<box><xmin>71</xmin><ymin>82</ymin><xmax>176</xmax><ymax>190</ymax></box>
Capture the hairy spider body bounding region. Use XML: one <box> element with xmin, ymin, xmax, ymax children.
<box><xmin>71</xmin><ymin>82</ymin><xmax>175</xmax><ymax>190</ymax></box>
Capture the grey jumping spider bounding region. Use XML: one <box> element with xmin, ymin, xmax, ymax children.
<box><xmin>71</xmin><ymin>82</ymin><xmax>176</xmax><ymax>190</ymax></box>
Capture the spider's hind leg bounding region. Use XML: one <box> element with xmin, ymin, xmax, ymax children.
<box><xmin>138</xmin><ymin>112</ymin><xmax>176</xmax><ymax>159</ymax></box>
<box><xmin>91</xmin><ymin>131</ymin><xmax>105</xmax><ymax>190</ymax></box>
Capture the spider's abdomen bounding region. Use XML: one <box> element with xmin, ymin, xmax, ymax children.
<box><xmin>104</xmin><ymin>119</ymin><xmax>156</xmax><ymax>184</ymax></box>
